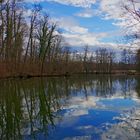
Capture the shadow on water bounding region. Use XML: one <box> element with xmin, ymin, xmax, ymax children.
<box><xmin>0</xmin><ymin>75</ymin><xmax>140</xmax><ymax>140</ymax></box>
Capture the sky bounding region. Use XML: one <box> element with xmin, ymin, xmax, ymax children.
<box><xmin>25</xmin><ymin>0</ymin><xmax>140</xmax><ymax>52</ymax></box>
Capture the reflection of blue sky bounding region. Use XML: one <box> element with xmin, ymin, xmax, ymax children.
<box><xmin>47</xmin><ymin>110</ymin><xmax>120</xmax><ymax>140</ymax></box>
<box><xmin>98</xmin><ymin>98</ymin><xmax>139</xmax><ymax>111</ymax></box>
<box><xmin>22</xmin><ymin>76</ymin><xmax>140</xmax><ymax>140</ymax></box>
<box><xmin>23</xmin><ymin>98</ymin><xmax>140</xmax><ymax>140</ymax></box>
<box><xmin>46</xmin><ymin>95</ymin><xmax>140</xmax><ymax>140</ymax></box>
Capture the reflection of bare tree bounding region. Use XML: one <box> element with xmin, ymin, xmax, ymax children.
<box><xmin>119</xmin><ymin>76</ymin><xmax>136</xmax><ymax>97</ymax></box>
<box><xmin>0</xmin><ymin>79</ymin><xmax>66</xmax><ymax>140</ymax></box>
<box><xmin>95</xmin><ymin>76</ymin><xmax>116</xmax><ymax>97</ymax></box>
<box><xmin>0</xmin><ymin>80</ymin><xmax>23</xmax><ymax>140</ymax></box>
<box><xmin>136</xmin><ymin>77</ymin><xmax>140</xmax><ymax>97</ymax></box>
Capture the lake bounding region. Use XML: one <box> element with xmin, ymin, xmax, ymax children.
<box><xmin>0</xmin><ymin>75</ymin><xmax>140</xmax><ymax>140</ymax></box>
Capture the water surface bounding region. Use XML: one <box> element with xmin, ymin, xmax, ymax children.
<box><xmin>0</xmin><ymin>75</ymin><xmax>140</xmax><ymax>140</ymax></box>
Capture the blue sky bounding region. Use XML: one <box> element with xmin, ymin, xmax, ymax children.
<box><xmin>25</xmin><ymin>0</ymin><xmax>140</xmax><ymax>51</ymax></box>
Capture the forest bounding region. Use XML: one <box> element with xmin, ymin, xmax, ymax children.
<box><xmin>0</xmin><ymin>0</ymin><xmax>140</xmax><ymax>78</ymax></box>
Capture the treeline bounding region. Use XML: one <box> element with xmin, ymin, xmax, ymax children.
<box><xmin>0</xmin><ymin>0</ymin><xmax>140</xmax><ymax>77</ymax></box>
<box><xmin>0</xmin><ymin>0</ymin><xmax>65</xmax><ymax>76</ymax></box>
<box><xmin>62</xmin><ymin>46</ymin><xmax>140</xmax><ymax>74</ymax></box>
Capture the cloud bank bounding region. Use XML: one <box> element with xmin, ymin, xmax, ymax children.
<box><xmin>24</xmin><ymin>0</ymin><xmax>140</xmax><ymax>50</ymax></box>
<box><xmin>48</xmin><ymin>0</ymin><xmax>96</xmax><ymax>8</ymax></box>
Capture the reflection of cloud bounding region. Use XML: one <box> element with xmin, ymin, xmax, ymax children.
<box><xmin>57</xmin><ymin>92</ymin><xmax>140</xmax><ymax>140</ymax></box>
<box><xmin>106</xmin><ymin>91</ymin><xmax>138</xmax><ymax>99</ymax></box>
<box><xmin>64</xmin><ymin>135</ymin><xmax>92</xmax><ymax>140</ymax></box>
<box><xmin>62</xmin><ymin>94</ymin><xmax>140</xmax><ymax>118</ymax></box>
<box><xmin>77</xmin><ymin>125</ymin><xmax>93</xmax><ymax>130</ymax></box>
<box><xmin>64</xmin><ymin>109</ymin><xmax>88</xmax><ymax>117</ymax></box>
<box><xmin>101</xmin><ymin>108</ymin><xmax>140</xmax><ymax>140</ymax></box>
<box><xmin>62</xmin><ymin>96</ymin><xmax>99</xmax><ymax>117</ymax></box>
<box><xmin>101</xmin><ymin>125</ymin><xmax>135</xmax><ymax>140</ymax></box>
<box><xmin>76</xmin><ymin>125</ymin><xmax>102</xmax><ymax>136</ymax></box>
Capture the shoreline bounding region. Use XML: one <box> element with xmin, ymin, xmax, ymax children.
<box><xmin>0</xmin><ymin>71</ymin><xmax>140</xmax><ymax>80</ymax></box>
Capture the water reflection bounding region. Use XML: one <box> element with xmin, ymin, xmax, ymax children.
<box><xmin>0</xmin><ymin>78</ymin><xmax>62</xmax><ymax>140</ymax></box>
<box><xmin>0</xmin><ymin>75</ymin><xmax>140</xmax><ymax>140</ymax></box>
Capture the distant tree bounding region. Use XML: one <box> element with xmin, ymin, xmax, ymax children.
<box><xmin>121</xmin><ymin>49</ymin><xmax>129</xmax><ymax>64</ymax></box>
<box><xmin>83</xmin><ymin>45</ymin><xmax>89</xmax><ymax>73</ymax></box>
<box><xmin>95</xmin><ymin>48</ymin><xmax>115</xmax><ymax>73</ymax></box>
<box><xmin>121</xmin><ymin>49</ymin><xmax>135</xmax><ymax>64</ymax></box>
<box><xmin>108</xmin><ymin>51</ymin><xmax>115</xmax><ymax>73</ymax></box>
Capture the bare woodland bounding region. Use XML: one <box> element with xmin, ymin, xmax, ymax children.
<box><xmin>0</xmin><ymin>0</ymin><xmax>140</xmax><ymax>78</ymax></box>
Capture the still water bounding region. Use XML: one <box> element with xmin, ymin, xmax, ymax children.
<box><xmin>0</xmin><ymin>75</ymin><xmax>140</xmax><ymax>140</ymax></box>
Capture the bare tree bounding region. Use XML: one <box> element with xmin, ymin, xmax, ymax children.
<box><xmin>95</xmin><ymin>48</ymin><xmax>115</xmax><ymax>73</ymax></box>
<box><xmin>36</xmin><ymin>15</ymin><xmax>58</xmax><ymax>74</ymax></box>
<box><xmin>83</xmin><ymin>45</ymin><xmax>89</xmax><ymax>73</ymax></box>
<box><xmin>24</xmin><ymin>4</ymin><xmax>41</xmax><ymax>65</ymax></box>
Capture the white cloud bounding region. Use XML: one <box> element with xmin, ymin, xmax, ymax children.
<box><xmin>24</xmin><ymin>0</ymin><xmax>45</xmax><ymax>3</ymax></box>
<box><xmin>64</xmin><ymin>136</ymin><xmax>92</xmax><ymax>140</ymax></box>
<box><xmin>52</xmin><ymin>16</ymin><xmax>133</xmax><ymax>51</ymax></box>
<box><xmin>100</xmin><ymin>0</ymin><xmax>140</xmax><ymax>34</ymax></box>
<box><xmin>75</xmin><ymin>8</ymin><xmax>100</xmax><ymax>18</ymax></box>
<box><xmin>48</xmin><ymin>0</ymin><xmax>96</xmax><ymax>8</ymax></box>
<box><xmin>97</xmin><ymin>0</ymin><xmax>140</xmax><ymax>49</ymax></box>
<box><xmin>62</xmin><ymin>32</ymin><xmax>107</xmax><ymax>47</ymax></box>
<box><xmin>54</xmin><ymin>17</ymin><xmax>88</xmax><ymax>34</ymax></box>
<box><xmin>36</xmin><ymin>0</ymin><xmax>140</xmax><ymax>50</ymax></box>
<box><xmin>25</xmin><ymin>0</ymin><xmax>96</xmax><ymax>8</ymax></box>
<box><xmin>53</xmin><ymin>17</ymin><xmax>112</xmax><ymax>46</ymax></box>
